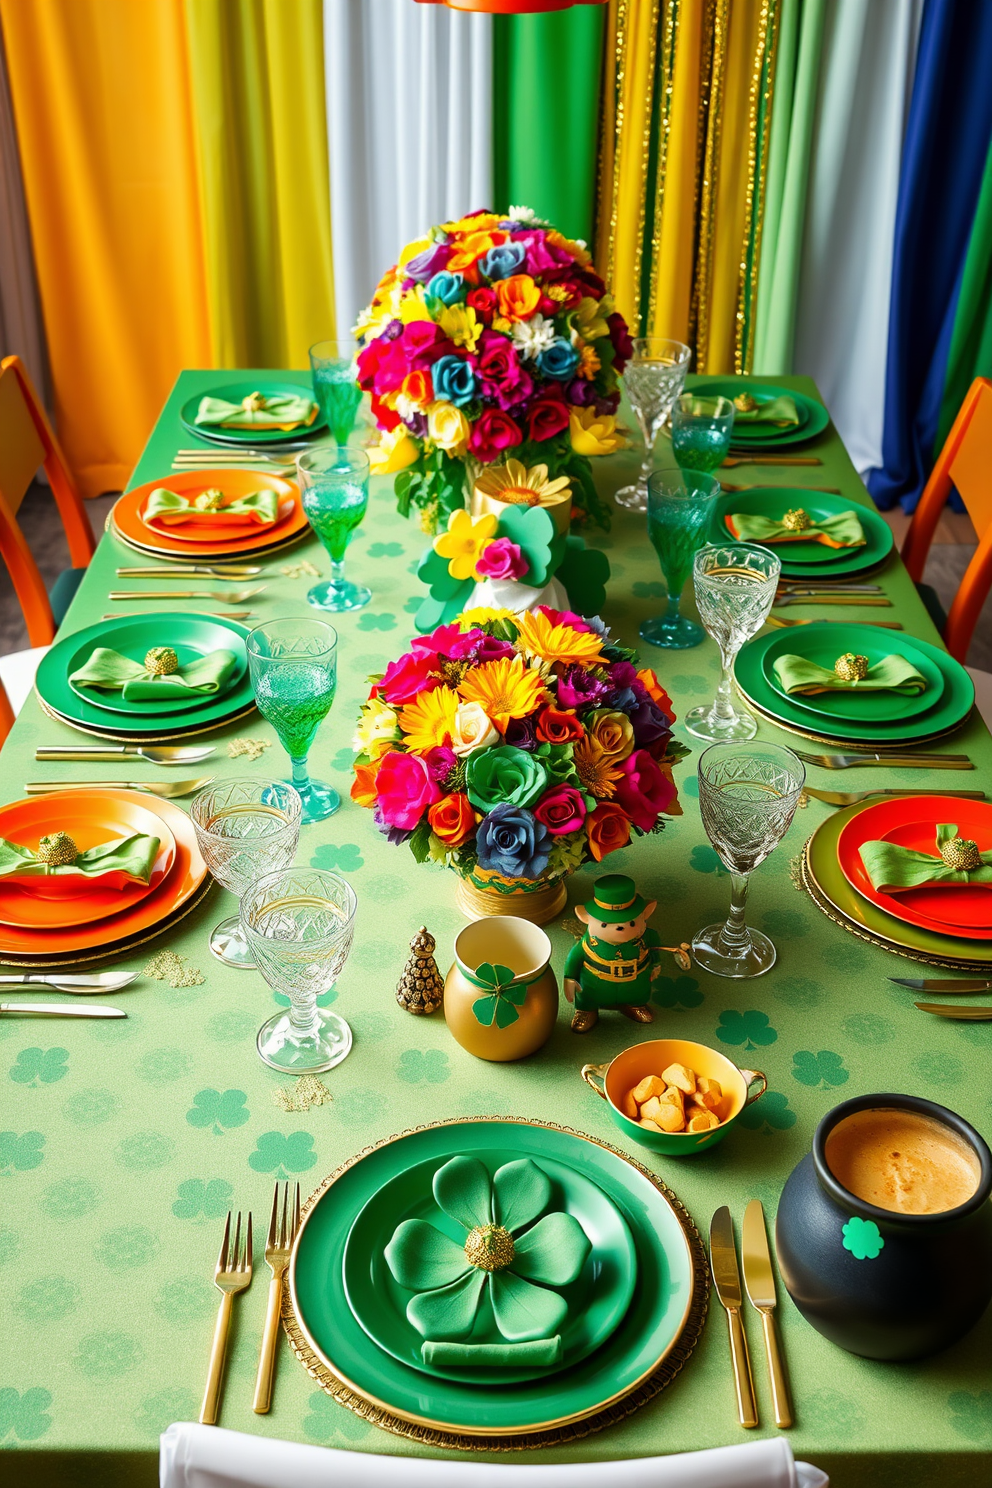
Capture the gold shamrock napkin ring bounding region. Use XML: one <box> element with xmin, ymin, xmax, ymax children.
<box><xmin>38</xmin><ymin>831</ymin><xmax>78</xmax><ymax>867</ymax></box>
<box><xmin>193</xmin><ymin>489</ymin><xmax>225</xmax><ymax>513</ymax></box>
<box><xmin>242</xmin><ymin>390</ymin><xmax>266</xmax><ymax>414</ymax></box>
<box><xmin>734</xmin><ymin>391</ymin><xmax>758</xmax><ymax>413</ymax></box>
<box><xmin>834</xmin><ymin>652</ymin><xmax>869</xmax><ymax>682</ymax></box>
<box><xmin>782</xmin><ymin>507</ymin><xmax>812</xmax><ymax>533</ymax></box>
<box><xmin>941</xmin><ymin>836</ymin><xmax>981</xmax><ymax>872</ymax></box>
<box><xmin>145</xmin><ymin>647</ymin><xmax>179</xmax><ymax>676</ymax></box>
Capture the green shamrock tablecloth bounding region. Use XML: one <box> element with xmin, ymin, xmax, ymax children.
<box><xmin>1</xmin><ymin>373</ymin><xmax>990</xmax><ymax>1487</ymax></box>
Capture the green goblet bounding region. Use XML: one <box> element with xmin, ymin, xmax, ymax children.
<box><xmin>640</xmin><ymin>470</ymin><xmax>722</xmax><ymax>649</ymax></box>
<box><xmin>247</xmin><ymin>617</ymin><xmax>339</xmax><ymax>824</ymax></box>
<box><xmin>672</xmin><ymin>393</ymin><xmax>735</xmax><ymax>475</ymax></box>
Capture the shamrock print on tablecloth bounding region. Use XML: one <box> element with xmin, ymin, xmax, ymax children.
<box><xmin>689</xmin><ymin>845</ymin><xmax>727</xmax><ymax>875</ymax></box>
<box><xmin>716</xmin><ymin>1010</ymin><xmax>777</xmax><ymax>1050</ymax></box>
<box><xmin>95</xmin><ymin>1224</ymin><xmax>161</xmax><ymax>1270</ymax></box>
<box><xmin>792</xmin><ymin>1050</ymin><xmax>849</xmax><ymax>1088</ymax></box>
<box><xmin>0</xmin><ymin>1130</ymin><xmax>44</xmax><ymax>1173</ymax></box>
<box><xmin>0</xmin><ymin>1225</ymin><xmax>20</xmax><ymax>1266</ymax></box>
<box><xmin>0</xmin><ymin>1386</ymin><xmax>52</xmax><ymax>1442</ymax></box>
<box><xmin>759</xmin><ymin>908</ymin><xmax>809</xmax><ymax>941</ymax></box>
<box><xmin>330</xmin><ymin>747</ymin><xmax>355</xmax><ymax>771</ymax></box>
<box><xmin>172</xmin><ymin>1178</ymin><xmax>234</xmax><ymax>1221</ymax></box>
<box><xmin>804</xmin><ymin>1388</ymin><xmax>866</xmax><ymax>1439</ymax></box>
<box><xmin>186</xmin><ymin>1089</ymin><xmax>250</xmax><ymax>1135</ymax></box>
<box><xmin>947</xmin><ymin>1391</ymin><xmax>992</xmax><ymax>1443</ymax></box>
<box><xmin>367</xmin><ymin>541</ymin><xmax>404</xmax><ymax>558</ymax></box>
<box><xmin>737</xmin><ymin>1091</ymin><xmax>796</xmax><ymax>1133</ymax></box>
<box><xmin>303</xmin><ymin>1387</ymin><xmax>371</xmax><ymax>1443</ymax></box>
<box><xmin>403</xmin><ymin>595</ymin><xmax>421</xmax><ymax>614</ymax></box>
<box><xmin>39</xmin><ymin>1177</ymin><xmax>101</xmax><ymax>1220</ymax></box>
<box><xmin>15</xmin><ymin>1275</ymin><xmax>80</xmax><ymax>1324</ymax></box>
<box><xmin>115</xmin><ymin>1130</ymin><xmax>176</xmax><ymax>1171</ymax></box>
<box><xmin>310</xmin><ymin>842</ymin><xmax>364</xmax><ymax>872</ymax></box>
<box><xmin>632</xmin><ymin>580</ymin><xmax>666</xmax><ymax>599</ymax></box>
<box><xmin>651</xmin><ymin>975</ymin><xmax>704</xmax><ymax>1009</ymax></box>
<box><xmin>335</xmin><ymin>1089</ymin><xmax>381</xmax><ymax>1128</ymax></box>
<box><xmin>62</xmin><ymin>1087</ymin><xmax>122</xmax><ymax>1126</ymax></box>
<box><xmin>248</xmin><ymin>1131</ymin><xmax>317</xmax><ymax>1179</ymax></box>
<box><xmin>910</xmin><ymin>1051</ymin><xmax>964</xmax><ymax>1087</ymax></box>
<box><xmin>397</xmin><ymin>1049</ymin><xmax>450</xmax><ymax>1085</ymax></box>
<box><xmin>205</xmin><ymin>1010</ymin><xmax>260</xmax><ymax>1044</ymax></box>
<box><xmin>135</xmin><ymin>1388</ymin><xmax>200</xmax><ymax>1438</ymax></box>
<box><xmin>134</xmin><ymin>1047</ymin><xmax>193</xmax><ymax>1085</ymax></box>
<box><xmin>356</xmin><ymin>611</ymin><xmax>396</xmax><ymax>631</ymax></box>
<box><xmin>842</xmin><ymin>1013</ymin><xmax>895</xmax><ymax>1045</ymax></box>
<box><xmin>842</xmin><ymin>1215</ymin><xmax>884</xmax><ymax>1260</ymax></box>
<box><xmin>72</xmin><ymin>1330</ymin><xmax>143</xmax><ymax>1379</ymax></box>
<box><xmin>9</xmin><ymin>1047</ymin><xmax>69</xmax><ymax>1085</ymax></box>
<box><xmin>153</xmin><ymin>1277</ymin><xmax>214</xmax><ymax>1328</ymax></box>
<box><xmin>773</xmin><ymin>976</ymin><xmax>825</xmax><ymax>1010</ymax></box>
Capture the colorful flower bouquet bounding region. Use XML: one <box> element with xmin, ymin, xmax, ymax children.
<box><xmin>356</xmin><ymin>207</ymin><xmax>631</xmax><ymax>534</ymax></box>
<box><xmin>352</xmin><ymin>607</ymin><xmax>687</xmax><ymax>922</ymax></box>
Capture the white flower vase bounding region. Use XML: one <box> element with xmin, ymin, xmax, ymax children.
<box><xmin>468</xmin><ymin>574</ymin><xmax>570</xmax><ymax>616</ymax></box>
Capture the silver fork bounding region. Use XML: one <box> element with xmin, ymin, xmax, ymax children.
<box><xmin>253</xmin><ymin>1182</ymin><xmax>301</xmax><ymax>1413</ymax></box>
<box><xmin>804</xmin><ymin>786</ymin><xmax>986</xmax><ymax>806</ymax></box>
<box><xmin>200</xmin><ymin>1210</ymin><xmax>253</xmax><ymax>1426</ymax></box>
<box><xmin>793</xmin><ymin>750</ymin><xmax>974</xmax><ymax>770</ymax></box>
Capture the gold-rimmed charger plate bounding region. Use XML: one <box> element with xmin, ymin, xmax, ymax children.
<box><xmin>734</xmin><ymin>677</ymin><xmax>973</xmax><ymax>752</ymax></box>
<box><xmin>36</xmin><ymin>694</ymin><xmax>257</xmax><ymax>743</ymax></box>
<box><xmin>0</xmin><ymin>874</ymin><xmax>214</xmax><ymax>968</ymax></box>
<box><xmin>108</xmin><ymin>516</ymin><xmax>310</xmax><ymax>563</ymax></box>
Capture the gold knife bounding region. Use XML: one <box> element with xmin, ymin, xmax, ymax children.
<box><xmin>889</xmin><ymin>977</ymin><xmax>992</xmax><ymax>993</ymax></box>
<box><xmin>741</xmin><ymin>1199</ymin><xmax>793</xmax><ymax>1428</ymax></box>
<box><xmin>915</xmin><ymin>1002</ymin><xmax>992</xmax><ymax>1021</ymax></box>
<box><xmin>709</xmin><ymin>1206</ymin><xmax>758</xmax><ymax>1428</ymax></box>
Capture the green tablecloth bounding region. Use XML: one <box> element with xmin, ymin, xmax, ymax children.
<box><xmin>2</xmin><ymin>372</ymin><xmax>990</xmax><ymax>1486</ymax></box>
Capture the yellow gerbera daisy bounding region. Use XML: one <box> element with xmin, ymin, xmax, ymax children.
<box><xmin>474</xmin><ymin>459</ymin><xmax>572</xmax><ymax>509</ymax></box>
<box><xmin>574</xmin><ymin>736</ymin><xmax>623</xmax><ymax>799</ymax></box>
<box><xmin>434</xmin><ymin>509</ymin><xmax>497</xmax><ymax>581</ymax></box>
<box><xmin>458</xmin><ymin>656</ymin><xmax>547</xmax><ymax>731</ymax></box>
<box><xmin>514</xmin><ymin>610</ymin><xmax>605</xmax><ymax>667</ymax></box>
<box><xmin>436</xmin><ymin>303</ymin><xmax>482</xmax><ymax>354</ymax></box>
<box><xmin>458</xmin><ymin>606</ymin><xmax>516</xmax><ymax>628</ymax></box>
<box><xmin>398</xmin><ymin>687</ymin><xmax>459</xmax><ymax>752</ymax></box>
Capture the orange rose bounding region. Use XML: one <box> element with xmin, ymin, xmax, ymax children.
<box><xmin>588</xmin><ymin>709</ymin><xmax>635</xmax><ymax>763</ymax></box>
<box><xmin>428</xmin><ymin>792</ymin><xmax>477</xmax><ymax>848</ymax></box>
<box><xmin>447</xmin><ymin>230</ymin><xmax>507</xmax><ymax>282</ymax></box>
<box><xmin>586</xmin><ymin>802</ymin><xmax>631</xmax><ymax>862</ymax></box>
<box><xmin>636</xmin><ymin>668</ymin><xmax>676</xmax><ymax>722</ymax></box>
<box><xmin>536</xmin><ymin>705</ymin><xmax>584</xmax><ymax>745</ymax></box>
<box><xmin>351</xmin><ymin>759</ymin><xmax>380</xmax><ymax>809</ymax></box>
<box><xmin>400</xmin><ymin>369</ymin><xmax>433</xmax><ymax>408</ymax></box>
<box><xmin>495</xmin><ymin>274</ymin><xmax>542</xmax><ymax>323</ymax></box>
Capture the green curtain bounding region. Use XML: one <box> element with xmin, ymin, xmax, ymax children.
<box><xmin>492</xmin><ymin>5</ymin><xmax>605</xmax><ymax>244</ymax></box>
<box><xmin>935</xmin><ymin>133</ymin><xmax>992</xmax><ymax>450</ymax></box>
<box><xmin>751</xmin><ymin>0</ymin><xmax>825</xmax><ymax>373</ymax></box>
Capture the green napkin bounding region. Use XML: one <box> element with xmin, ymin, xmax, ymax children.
<box><xmin>732</xmin><ymin>395</ymin><xmax>801</xmax><ymax>427</ymax></box>
<box><xmin>421</xmin><ymin>1337</ymin><xmax>562</xmax><ymax>1368</ymax></box>
<box><xmin>726</xmin><ymin>509</ymin><xmax>865</xmax><ymax>550</ymax></box>
<box><xmin>0</xmin><ymin>834</ymin><xmax>160</xmax><ymax>888</ymax></box>
<box><xmin>194</xmin><ymin>392</ymin><xmax>316</xmax><ymax>429</ymax></box>
<box><xmin>143</xmin><ymin>488</ymin><xmax>280</xmax><ymax>530</ymax></box>
<box><xmin>860</xmin><ymin>823</ymin><xmax>992</xmax><ymax>894</ymax></box>
<box><xmin>70</xmin><ymin>647</ymin><xmax>239</xmax><ymax>702</ymax></box>
<box><xmin>771</xmin><ymin>652</ymin><xmax>927</xmax><ymax>697</ymax></box>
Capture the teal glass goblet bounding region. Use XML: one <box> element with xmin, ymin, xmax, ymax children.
<box><xmin>298</xmin><ymin>447</ymin><xmax>371</xmax><ymax>613</ymax></box>
<box><xmin>672</xmin><ymin>394</ymin><xmax>735</xmax><ymax>475</ymax></box>
<box><xmin>247</xmin><ymin>617</ymin><xmax>339</xmax><ymax>823</ymax></box>
<box><xmin>309</xmin><ymin>338</ymin><xmax>362</xmax><ymax>447</ymax></box>
<box><xmin>639</xmin><ymin>470</ymin><xmax>722</xmax><ymax>649</ymax></box>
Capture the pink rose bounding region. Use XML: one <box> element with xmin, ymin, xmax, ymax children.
<box><xmin>614</xmin><ymin>749</ymin><xmax>677</xmax><ymax>832</ymax></box>
<box><xmin>469</xmin><ymin>409</ymin><xmax>523</xmax><ymax>463</ymax></box>
<box><xmin>526</xmin><ymin>386</ymin><xmax>570</xmax><ymax>442</ymax></box>
<box><xmin>378</xmin><ymin>651</ymin><xmax>440</xmax><ymax>706</ymax></box>
<box><xmin>401</xmin><ymin>322</ymin><xmax>453</xmax><ymax>369</ymax></box>
<box><xmin>475</xmin><ymin>538</ymin><xmax>527</xmax><ymax>582</ymax></box>
<box><xmin>411</xmin><ymin>624</ymin><xmax>487</xmax><ymax>660</ymax></box>
<box><xmin>374</xmin><ymin>751</ymin><xmax>441</xmax><ymax>830</ymax></box>
<box><xmin>533</xmin><ymin>784</ymin><xmax>587</xmax><ymax>836</ymax></box>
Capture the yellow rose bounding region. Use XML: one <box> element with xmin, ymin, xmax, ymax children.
<box><xmin>450</xmin><ymin>701</ymin><xmax>499</xmax><ymax>757</ymax></box>
<box><xmin>569</xmin><ymin>406</ymin><xmax>624</xmax><ymax>456</ymax></box>
<box><xmin>427</xmin><ymin>401</ymin><xmax>471</xmax><ymax>457</ymax></box>
<box><xmin>434</xmin><ymin>508</ymin><xmax>498</xmax><ymax>581</ymax></box>
<box><xmin>369</xmin><ymin>427</ymin><xmax>420</xmax><ymax>476</ymax></box>
<box><xmin>588</xmin><ymin>709</ymin><xmax>635</xmax><ymax>763</ymax></box>
<box><xmin>398</xmin><ymin>285</ymin><xmax>435</xmax><ymax>325</ymax></box>
<box><xmin>352</xmin><ymin>696</ymin><xmax>401</xmax><ymax>757</ymax></box>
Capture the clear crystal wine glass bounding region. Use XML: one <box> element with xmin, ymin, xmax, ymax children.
<box><xmin>640</xmin><ymin>470</ymin><xmax>722</xmax><ymax>649</ymax></box>
<box><xmin>190</xmin><ymin>779</ymin><xmax>302</xmax><ymax>967</ymax></box>
<box><xmin>693</xmin><ymin>742</ymin><xmax>805</xmax><ymax>978</ymax></box>
<box><xmin>247</xmin><ymin>617</ymin><xmax>339</xmax><ymax>824</ymax></box>
<box><xmin>615</xmin><ymin>337</ymin><xmax>691</xmax><ymax>512</ymax></box>
<box><xmin>243</xmin><ymin>867</ymin><xmax>358</xmax><ymax>1074</ymax></box>
<box><xmin>685</xmin><ymin>543</ymin><xmax>781</xmax><ymax>742</ymax></box>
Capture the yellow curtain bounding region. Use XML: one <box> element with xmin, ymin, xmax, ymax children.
<box><xmin>183</xmin><ymin>0</ymin><xmax>336</xmax><ymax>369</ymax></box>
<box><xmin>647</xmin><ymin>0</ymin><xmax>705</xmax><ymax>344</ymax></box>
<box><xmin>0</xmin><ymin>0</ymin><xmax>211</xmax><ymax>496</ymax></box>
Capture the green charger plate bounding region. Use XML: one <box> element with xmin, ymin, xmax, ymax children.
<box><xmin>36</xmin><ymin>614</ymin><xmax>253</xmax><ymax>736</ymax></box>
<box><xmin>806</xmin><ymin>803</ymin><xmax>992</xmax><ymax>966</ymax></box>
<box><xmin>343</xmin><ymin>1152</ymin><xmax>636</xmax><ymax>1386</ymax></box>
<box><xmin>289</xmin><ymin>1119</ymin><xmax>696</xmax><ymax>1436</ymax></box>
<box><xmin>692</xmin><ymin>379</ymin><xmax>830</xmax><ymax>447</ymax></box>
<box><xmin>760</xmin><ymin>626</ymin><xmax>945</xmax><ymax>726</ymax></box>
<box><xmin>180</xmin><ymin>380</ymin><xmax>326</xmax><ymax>447</ymax></box>
<box><xmin>735</xmin><ymin>626</ymin><xmax>974</xmax><ymax>744</ymax></box>
<box><xmin>65</xmin><ymin>617</ymin><xmax>246</xmax><ymax>718</ymax></box>
<box><xmin>712</xmin><ymin>489</ymin><xmax>894</xmax><ymax>578</ymax></box>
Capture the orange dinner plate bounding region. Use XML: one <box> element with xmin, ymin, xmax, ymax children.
<box><xmin>112</xmin><ymin>470</ymin><xmax>307</xmax><ymax>557</ymax></box>
<box><xmin>144</xmin><ymin>496</ymin><xmax>296</xmax><ymax>544</ymax></box>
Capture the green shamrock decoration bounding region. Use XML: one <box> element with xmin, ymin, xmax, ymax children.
<box><xmin>397</xmin><ymin>1050</ymin><xmax>451</xmax><ymax>1085</ymax></box>
<box><xmin>690</xmin><ymin>845</ymin><xmax>727</xmax><ymax>875</ymax></box>
<box><xmin>415</xmin><ymin>549</ymin><xmax>474</xmax><ymax>631</ymax></box>
<box><xmin>248</xmin><ymin>1131</ymin><xmax>317</xmax><ymax>1179</ymax></box>
<box><xmin>0</xmin><ymin>1386</ymin><xmax>53</xmax><ymax>1442</ymax></box>
<box><xmin>792</xmin><ymin>1050</ymin><xmax>850</xmax><ymax>1088</ymax></box>
<box><xmin>737</xmin><ymin>1091</ymin><xmax>796</xmax><ymax>1132</ymax></box>
<box><xmin>556</xmin><ymin>538</ymin><xmax>610</xmax><ymax>615</ymax></box>
<box><xmin>651</xmin><ymin>975</ymin><xmax>704</xmax><ymax>1009</ymax></box>
<box><xmin>311</xmin><ymin>843</ymin><xmax>364</xmax><ymax>872</ymax></box>
<box><xmin>0</xmin><ymin>1130</ymin><xmax>45</xmax><ymax>1174</ymax></box>
<box><xmin>172</xmin><ymin>1178</ymin><xmax>235</xmax><ymax>1221</ymax></box>
<box><xmin>842</xmin><ymin>1216</ymin><xmax>884</xmax><ymax>1260</ymax></box>
<box><xmin>471</xmin><ymin>963</ymin><xmax>526</xmax><ymax>1029</ymax></box>
<box><xmin>185</xmin><ymin>1089</ymin><xmax>250</xmax><ymax>1135</ymax></box>
<box><xmin>947</xmin><ymin>1391</ymin><xmax>992</xmax><ymax>1443</ymax></box>
<box><xmin>9</xmin><ymin>1047</ymin><xmax>69</xmax><ymax>1086</ymax></box>
<box><xmin>494</xmin><ymin>504</ymin><xmax>562</xmax><ymax>589</ymax></box>
<box><xmin>716</xmin><ymin>1009</ymin><xmax>778</xmax><ymax>1050</ymax></box>
<box><xmin>357</xmin><ymin>612</ymin><xmax>397</xmax><ymax>631</ymax></box>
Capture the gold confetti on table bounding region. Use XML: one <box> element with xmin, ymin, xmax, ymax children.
<box><xmin>280</xmin><ymin>560</ymin><xmax>322</xmax><ymax>579</ymax></box>
<box><xmin>142</xmin><ymin>950</ymin><xmax>205</xmax><ymax>988</ymax></box>
<box><xmin>228</xmin><ymin>737</ymin><xmax>272</xmax><ymax>761</ymax></box>
<box><xmin>272</xmin><ymin>1075</ymin><xmax>332</xmax><ymax>1112</ymax></box>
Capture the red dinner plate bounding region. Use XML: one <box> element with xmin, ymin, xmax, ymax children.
<box><xmin>112</xmin><ymin>471</ymin><xmax>307</xmax><ymax>556</ymax></box>
<box><xmin>837</xmin><ymin>796</ymin><xmax>992</xmax><ymax>939</ymax></box>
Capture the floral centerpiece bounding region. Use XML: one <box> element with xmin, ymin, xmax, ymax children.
<box><xmin>352</xmin><ymin>607</ymin><xmax>687</xmax><ymax>923</ymax></box>
<box><xmin>356</xmin><ymin>207</ymin><xmax>631</xmax><ymax>533</ymax></box>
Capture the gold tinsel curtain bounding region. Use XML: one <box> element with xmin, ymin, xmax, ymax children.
<box><xmin>595</xmin><ymin>0</ymin><xmax>780</xmax><ymax>373</ymax></box>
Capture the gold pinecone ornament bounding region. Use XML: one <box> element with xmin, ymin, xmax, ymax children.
<box><xmin>396</xmin><ymin>927</ymin><xmax>444</xmax><ymax>1015</ymax></box>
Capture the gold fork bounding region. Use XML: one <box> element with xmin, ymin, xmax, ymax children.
<box><xmin>804</xmin><ymin>786</ymin><xmax>986</xmax><ymax>807</ymax></box>
<box><xmin>200</xmin><ymin>1210</ymin><xmax>253</xmax><ymax>1426</ymax></box>
<box><xmin>253</xmin><ymin>1181</ymin><xmax>301</xmax><ymax>1413</ymax></box>
<box><xmin>766</xmin><ymin>616</ymin><xmax>904</xmax><ymax>630</ymax></box>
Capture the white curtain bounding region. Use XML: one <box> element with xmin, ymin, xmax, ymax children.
<box><xmin>324</xmin><ymin>0</ymin><xmax>493</xmax><ymax>337</ymax></box>
<box><xmin>792</xmin><ymin>0</ymin><xmax>924</xmax><ymax>476</ymax></box>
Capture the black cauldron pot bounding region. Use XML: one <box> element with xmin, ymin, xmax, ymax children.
<box><xmin>775</xmin><ymin>1092</ymin><xmax>992</xmax><ymax>1361</ymax></box>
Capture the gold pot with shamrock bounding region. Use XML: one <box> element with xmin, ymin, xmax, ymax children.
<box><xmin>444</xmin><ymin>917</ymin><xmax>559</xmax><ymax>1062</ymax></box>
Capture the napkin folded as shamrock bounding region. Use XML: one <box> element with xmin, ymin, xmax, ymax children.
<box><xmin>726</xmin><ymin>510</ymin><xmax>865</xmax><ymax>550</ymax></box>
<box><xmin>771</xmin><ymin>653</ymin><xmax>927</xmax><ymax>696</ymax></box>
<box><xmin>860</xmin><ymin>824</ymin><xmax>992</xmax><ymax>893</ymax></box>
<box><xmin>0</xmin><ymin>834</ymin><xmax>161</xmax><ymax>889</ymax></box>
<box><xmin>194</xmin><ymin>392</ymin><xmax>317</xmax><ymax>429</ymax></box>
<box><xmin>421</xmin><ymin>1337</ymin><xmax>562</xmax><ymax>1367</ymax></box>
<box><xmin>142</xmin><ymin>488</ymin><xmax>280</xmax><ymax>530</ymax></box>
<box><xmin>733</xmin><ymin>395</ymin><xmax>801</xmax><ymax>427</ymax></box>
<box><xmin>70</xmin><ymin>647</ymin><xmax>239</xmax><ymax>702</ymax></box>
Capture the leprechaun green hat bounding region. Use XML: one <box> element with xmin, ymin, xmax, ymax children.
<box><xmin>583</xmin><ymin>874</ymin><xmax>648</xmax><ymax>923</ymax></box>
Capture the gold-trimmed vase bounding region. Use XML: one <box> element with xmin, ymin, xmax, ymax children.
<box><xmin>453</xmin><ymin>863</ymin><xmax>569</xmax><ymax>925</ymax></box>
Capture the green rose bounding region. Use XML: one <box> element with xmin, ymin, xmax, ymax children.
<box><xmin>465</xmin><ymin>745</ymin><xmax>549</xmax><ymax>814</ymax></box>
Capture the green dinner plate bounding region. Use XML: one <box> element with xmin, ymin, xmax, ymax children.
<box><xmin>36</xmin><ymin>614</ymin><xmax>253</xmax><ymax>736</ymax></box>
<box><xmin>289</xmin><ymin>1120</ymin><xmax>696</xmax><ymax>1436</ymax></box>
<box><xmin>180</xmin><ymin>380</ymin><xmax>326</xmax><ymax>447</ymax></box>
<box><xmin>712</xmin><ymin>489</ymin><xmax>894</xmax><ymax>578</ymax></box>
<box><xmin>65</xmin><ymin>617</ymin><xmax>246</xmax><ymax>717</ymax></box>
<box><xmin>735</xmin><ymin>626</ymin><xmax>974</xmax><ymax>744</ymax></box>
<box><xmin>343</xmin><ymin>1152</ymin><xmax>636</xmax><ymax>1386</ymax></box>
<box><xmin>807</xmin><ymin>803</ymin><xmax>992</xmax><ymax>966</ymax></box>
<box><xmin>692</xmin><ymin>379</ymin><xmax>830</xmax><ymax>447</ymax></box>
<box><xmin>759</xmin><ymin>626</ymin><xmax>945</xmax><ymax>726</ymax></box>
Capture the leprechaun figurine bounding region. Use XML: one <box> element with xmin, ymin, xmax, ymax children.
<box><xmin>563</xmin><ymin>874</ymin><xmax>661</xmax><ymax>1034</ymax></box>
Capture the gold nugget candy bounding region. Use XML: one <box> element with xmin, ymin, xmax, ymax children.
<box><xmin>144</xmin><ymin>646</ymin><xmax>179</xmax><ymax>676</ymax></box>
<box><xmin>38</xmin><ymin>831</ymin><xmax>78</xmax><ymax>867</ymax></box>
<box><xmin>834</xmin><ymin>652</ymin><xmax>869</xmax><ymax>682</ymax></box>
<box><xmin>941</xmin><ymin>836</ymin><xmax>982</xmax><ymax>872</ymax></box>
<box><xmin>782</xmin><ymin>507</ymin><xmax>812</xmax><ymax>533</ymax></box>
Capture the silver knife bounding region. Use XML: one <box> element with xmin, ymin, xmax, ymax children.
<box><xmin>0</xmin><ymin>1002</ymin><xmax>126</xmax><ymax>1017</ymax></box>
<box><xmin>709</xmin><ymin>1206</ymin><xmax>758</xmax><ymax>1428</ymax></box>
<box><xmin>741</xmin><ymin>1200</ymin><xmax>792</xmax><ymax>1428</ymax></box>
<box><xmin>889</xmin><ymin>978</ymin><xmax>992</xmax><ymax>994</ymax></box>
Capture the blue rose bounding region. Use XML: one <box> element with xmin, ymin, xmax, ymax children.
<box><xmin>431</xmin><ymin>355</ymin><xmax>477</xmax><ymax>408</ymax></box>
<box><xmin>475</xmin><ymin>805</ymin><xmax>550</xmax><ymax>880</ymax></box>
<box><xmin>426</xmin><ymin>270</ymin><xmax>466</xmax><ymax>306</ymax></box>
<box><xmin>536</xmin><ymin>337</ymin><xmax>580</xmax><ymax>382</ymax></box>
<box><xmin>481</xmin><ymin>243</ymin><xmax>526</xmax><ymax>281</ymax></box>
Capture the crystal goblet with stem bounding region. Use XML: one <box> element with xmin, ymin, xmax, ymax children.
<box><xmin>684</xmin><ymin>543</ymin><xmax>781</xmax><ymax>742</ymax></box>
<box><xmin>640</xmin><ymin>470</ymin><xmax>722</xmax><ymax>649</ymax></box>
<box><xmin>189</xmin><ymin>779</ymin><xmax>302</xmax><ymax>967</ymax></box>
<box><xmin>309</xmin><ymin>338</ymin><xmax>362</xmax><ymax>447</ymax></box>
<box><xmin>615</xmin><ymin>337</ymin><xmax>691</xmax><ymax>512</ymax></box>
<box><xmin>298</xmin><ymin>447</ymin><xmax>371</xmax><ymax>613</ymax></box>
<box><xmin>671</xmin><ymin>393</ymin><xmax>736</xmax><ymax>476</ymax></box>
<box><xmin>243</xmin><ymin>867</ymin><xmax>358</xmax><ymax>1074</ymax></box>
<box><xmin>247</xmin><ymin>617</ymin><xmax>339</xmax><ymax>824</ymax></box>
<box><xmin>692</xmin><ymin>742</ymin><xmax>805</xmax><ymax>978</ymax></box>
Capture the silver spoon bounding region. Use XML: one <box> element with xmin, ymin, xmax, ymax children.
<box><xmin>0</xmin><ymin>971</ymin><xmax>139</xmax><ymax>995</ymax></box>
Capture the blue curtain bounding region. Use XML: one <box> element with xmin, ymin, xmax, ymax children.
<box><xmin>867</xmin><ymin>0</ymin><xmax>992</xmax><ymax>512</ymax></box>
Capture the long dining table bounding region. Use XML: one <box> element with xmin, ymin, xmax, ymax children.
<box><xmin>1</xmin><ymin>370</ymin><xmax>990</xmax><ymax>1487</ymax></box>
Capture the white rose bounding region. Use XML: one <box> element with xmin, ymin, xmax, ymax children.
<box><xmin>353</xmin><ymin>696</ymin><xmax>400</xmax><ymax>756</ymax></box>
<box><xmin>451</xmin><ymin>701</ymin><xmax>499</xmax><ymax>757</ymax></box>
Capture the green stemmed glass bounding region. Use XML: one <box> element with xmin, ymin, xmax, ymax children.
<box><xmin>247</xmin><ymin>617</ymin><xmax>339</xmax><ymax>824</ymax></box>
<box><xmin>672</xmin><ymin>393</ymin><xmax>735</xmax><ymax>475</ymax></box>
<box><xmin>639</xmin><ymin>470</ymin><xmax>722</xmax><ymax>649</ymax></box>
<box><xmin>309</xmin><ymin>338</ymin><xmax>362</xmax><ymax>447</ymax></box>
<box><xmin>298</xmin><ymin>447</ymin><xmax>371</xmax><ymax>613</ymax></box>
